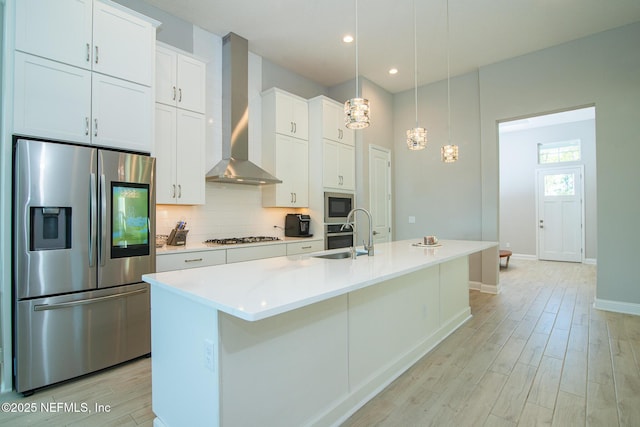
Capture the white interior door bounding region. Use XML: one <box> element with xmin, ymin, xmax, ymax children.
<box><xmin>369</xmin><ymin>145</ymin><xmax>392</xmax><ymax>244</ymax></box>
<box><xmin>537</xmin><ymin>166</ymin><xmax>584</xmax><ymax>262</ymax></box>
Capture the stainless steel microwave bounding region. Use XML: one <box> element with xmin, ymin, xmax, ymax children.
<box><xmin>324</xmin><ymin>192</ymin><xmax>354</xmax><ymax>223</ymax></box>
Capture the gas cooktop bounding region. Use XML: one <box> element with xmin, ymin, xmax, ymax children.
<box><xmin>204</xmin><ymin>236</ymin><xmax>281</xmax><ymax>245</ymax></box>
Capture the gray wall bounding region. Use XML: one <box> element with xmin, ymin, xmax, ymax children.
<box><xmin>499</xmin><ymin>119</ymin><xmax>597</xmax><ymax>260</ymax></box>
<box><xmin>262</xmin><ymin>58</ymin><xmax>328</xmax><ymax>99</ymax></box>
<box><xmin>393</xmin><ymin>71</ymin><xmax>482</xmax><ymax>241</ymax></box>
<box><xmin>479</xmin><ymin>22</ymin><xmax>640</xmax><ymax>305</ymax></box>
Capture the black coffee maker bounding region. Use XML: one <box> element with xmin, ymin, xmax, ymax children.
<box><xmin>285</xmin><ymin>214</ymin><xmax>311</xmax><ymax>237</ymax></box>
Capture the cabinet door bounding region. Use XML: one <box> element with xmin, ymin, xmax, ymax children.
<box><xmin>155</xmin><ymin>46</ymin><xmax>178</xmax><ymax>107</ymax></box>
<box><xmin>276</xmin><ymin>136</ymin><xmax>308</xmax><ymax>207</ymax></box>
<box><xmin>15</xmin><ymin>0</ymin><xmax>93</xmax><ymax>70</ymax></box>
<box><xmin>338</xmin><ymin>143</ymin><xmax>356</xmax><ymax>191</ymax></box>
<box><xmin>92</xmin><ymin>74</ymin><xmax>152</xmax><ymax>152</ymax></box>
<box><xmin>175</xmin><ymin>110</ymin><xmax>206</xmax><ymax>205</ymax></box>
<box><xmin>93</xmin><ymin>1</ymin><xmax>154</xmax><ymax>86</ymax></box>
<box><xmin>322</xmin><ymin>101</ymin><xmax>341</xmax><ymax>142</ymax></box>
<box><xmin>154</xmin><ymin>104</ymin><xmax>178</xmax><ymax>204</ymax></box>
<box><xmin>322</xmin><ymin>139</ymin><xmax>339</xmax><ymax>188</ymax></box>
<box><xmin>13</xmin><ymin>52</ymin><xmax>91</xmax><ymax>144</ymax></box>
<box><xmin>291</xmin><ymin>97</ymin><xmax>309</xmax><ymax>139</ymax></box>
<box><xmin>177</xmin><ymin>55</ymin><xmax>206</xmax><ymax>113</ymax></box>
<box><xmin>274</xmin><ymin>91</ymin><xmax>295</xmax><ymax>136</ymax></box>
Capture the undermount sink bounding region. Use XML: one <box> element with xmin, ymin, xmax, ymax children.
<box><xmin>312</xmin><ymin>250</ymin><xmax>367</xmax><ymax>260</ymax></box>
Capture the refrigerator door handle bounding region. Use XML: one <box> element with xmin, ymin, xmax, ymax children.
<box><xmin>100</xmin><ymin>174</ymin><xmax>107</xmax><ymax>267</ymax></box>
<box><xmin>33</xmin><ymin>288</ymin><xmax>148</xmax><ymax>311</ymax></box>
<box><xmin>89</xmin><ymin>173</ymin><xmax>97</xmax><ymax>267</ymax></box>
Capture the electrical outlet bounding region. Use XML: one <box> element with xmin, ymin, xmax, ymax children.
<box><xmin>204</xmin><ymin>339</ymin><xmax>214</xmax><ymax>372</ymax></box>
<box><xmin>409</xmin><ymin>216</ymin><xmax>416</xmax><ymax>224</ymax></box>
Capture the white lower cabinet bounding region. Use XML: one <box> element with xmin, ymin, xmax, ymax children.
<box><xmin>156</xmin><ymin>250</ymin><xmax>226</xmax><ymax>273</ymax></box>
<box><xmin>286</xmin><ymin>240</ymin><xmax>323</xmax><ymax>255</ymax></box>
<box><xmin>226</xmin><ymin>245</ymin><xmax>287</xmax><ymax>264</ymax></box>
<box><xmin>154</xmin><ymin>104</ymin><xmax>205</xmax><ymax>205</ymax></box>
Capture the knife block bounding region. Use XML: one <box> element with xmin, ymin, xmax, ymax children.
<box><xmin>167</xmin><ymin>229</ymin><xmax>189</xmax><ymax>246</ymax></box>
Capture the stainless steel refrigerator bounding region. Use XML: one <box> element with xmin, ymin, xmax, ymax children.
<box><xmin>13</xmin><ymin>138</ymin><xmax>156</xmax><ymax>394</ymax></box>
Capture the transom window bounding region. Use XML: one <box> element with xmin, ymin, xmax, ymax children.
<box><xmin>538</xmin><ymin>140</ymin><xmax>581</xmax><ymax>164</ymax></box>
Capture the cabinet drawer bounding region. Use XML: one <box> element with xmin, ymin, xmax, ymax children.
<box><xmin>156</xmin><ymin>250</ymin><xmax>226</xmax><ymax>272</ymax></box>
<box><xmin>226</xmin><ymin>245</ymin><xmax>286</xmax><ymax>264</ymax></box>
<box><xmin>287</xmin><ymin>240</ymin><xmax>323</xmax><ymax>255</ymax></box>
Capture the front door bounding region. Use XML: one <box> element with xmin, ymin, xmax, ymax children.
<box><xmin>537</xmin><ymin>166</ymin><xmax>583</xmax><ymax>262</ymax></box>
<box><xmin>369</xmin><ymin>145</ymin><xmax>392</xmax><ymax>244</ymax></box>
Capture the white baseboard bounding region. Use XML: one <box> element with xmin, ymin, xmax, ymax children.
<box><xmin>511</xmin><ymin>253</ymin><xmax>537</xmax><ymax>260</ymax></box>
<box><xmin>584</xmin><ymin>258</ymin><xmax>597</xmax><ymax>265</ymax></box>
<box><xmin>469</xmin><ymin>281</ymin><xmax>499</xmax><ymax>294</ymax></box>
<box><xmin>593</xmin><ymin>298</ymin><xmax>640</xmax><ymax>316</ymax></box>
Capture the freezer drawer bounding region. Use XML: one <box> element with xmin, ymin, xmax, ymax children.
<box><xmin>14</xmin><ymin>283</ymin><xmax>150</xmax><ymax>394</ymax></box>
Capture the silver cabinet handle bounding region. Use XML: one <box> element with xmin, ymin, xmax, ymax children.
<box><xmin>172</xmin><ymin>184</ymin><xmax>176</xmax><ymax>198</ymax></box>
<box><xmin>294</xmin><ymin>192</ymin><xmax>297</xmax><ymax>203</ymax></box>
<box><xmin>172</xmin><ymin>86</ymin><xmax>176</xmax><ymax>101</ymax></box>
<box><xmin>301</xmin><ymin>245</ymin><xmax>312</xmax><ymax>249</ymax></box>
<box><xmin>94</xmin><ymin>118</ymin><xmax>98</xmax><ymax>137</ymax></box>
<box><xmin>293</xmin><ymin>122</ymin><xmax>297</xmax><ymax>133</ymax></box>
<box><xmin>290</xmin><ymin>122</ymin><xmax>294</xmax><ymax>133</ymax></box>
<box><xmin>95</xmin><ymin>45</ymin><xmax>99</xmax><ymax>64</ymax></box>
<box><xmin>178</xmin><ymin>184</ymin><xmax>182</xmax><ymax>198</ymax></box>
<box><xmin>85</xmin><ymin>117</ymin><xmax>90</xmax><ymax>135</ymax></box>
<box><xmin>178</xmin><ymin>88</ymin><xmax>182</xmax><ymax>102</ymax></box>
<box><xmin>34</xmin><ymin>288</ymin><xmax>147</xmax><ymax>311</ymax></box>
<box><xmin>184</xmin><ymin>258</ymin><xmax>203</xmax><ymax>263</ymax></box>
<box><xmin>86</xmin><ymin>43</ymin><xmax>90</xmax><ymax>62</ymax></box>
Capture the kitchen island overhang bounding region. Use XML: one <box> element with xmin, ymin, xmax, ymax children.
<box><xmin>144</xmin><ymin>239</ymin><xmax>498</xmax><ymax>427</ymax></box>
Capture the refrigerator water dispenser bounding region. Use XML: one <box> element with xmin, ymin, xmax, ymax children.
<box><xmin>30</xmin><ymin>207</ymin><xmax>71</xmax><ymax>250</ymax></box>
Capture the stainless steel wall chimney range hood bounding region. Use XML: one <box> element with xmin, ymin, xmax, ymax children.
<box><xmin>205</xmin><ymin>33</ymin><xmax>281</xmax><ymax>185</ymax></box>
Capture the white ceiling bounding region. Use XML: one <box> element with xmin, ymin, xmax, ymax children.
<box><xmin>142</xmin><ymin>0</ymin><xmax>640</xmax><ymax>94</ymax></box>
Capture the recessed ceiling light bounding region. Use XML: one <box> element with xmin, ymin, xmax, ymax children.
<box><xmin>343</xmin><ymin>34</ymin><xmax>354</xmax><ymax>43</ymax></box>
<box><xmin>389</xmin><ymin>68</ymin><xmax>398</xmax><ymax>75</ymax></box>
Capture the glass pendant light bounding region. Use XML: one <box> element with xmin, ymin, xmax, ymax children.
<box><xmin>441</xmin><ymin>0</ymin><xmax>459</xmax><ymax>162</ymax></box>
<box><xmin>345</xmin><ymin>0</ymin><xmax>370</xmax><ymax>129</ymax></box>
<box><xmin>406</xmin><ymin>0</ymin><xmax>427</xmax><ymax>150</ymax></box>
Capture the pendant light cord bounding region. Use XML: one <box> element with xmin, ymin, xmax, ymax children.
<box><xmin>413</xmin><ymin>0</ymin><xmax>418</xmax><ymax>128</ymax></box>
<box><xmin>355</xmin><ymin>0</ymin><xmax>359</xmax><ymax>98</ymax></box>
<box><xmin>446</xmin><ymin>0</ymin><xmax>451</xmax><ymax>144</ymax></box>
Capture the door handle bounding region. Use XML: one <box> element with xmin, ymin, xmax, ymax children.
<box><xmin>178</xmin><ymin>185</ymin><xmax>182</xmax><ymax>198</ymax></box>
<box><xmin>172</xmin><ymin>184</ymin><xmax>176</xmax><ymax>198</ymax></box>
<box><xmin>99</xmin><ymin>174</ymin><xmax>107</xmax><ymax>267</ymax></box>
<box><xmin>89</xmin><ymin>173</ymin><xmax>97</xmax><ymax>267</ymax></box>
<box><xmin>34</xmin><ymin>288</ymin><xmax>147</xmax><ymax>311</ymax></box>
<box><xmin>178</xmin><ymin>88</ymin><xmax>182</xmax><ymax>102</ymax></box>
<box><xmin>95</xmin><ymin>45</ymin><xmax>99</xmax><ymax>64</ymax></box>
<box><xmin>373</xmin><ymin>231</ymin><xmax>379</xmax><ymax>235</ymax></box>
<box><xmin>172</xmin><ymin>86</ymin><xmax>176</xmax><ymax>101</ymax></box>
<box><xmin>86</xmin><ymin>43</ymin><xmax>90</xmax><ymax>62</ymax></box>
<box><xmin>85</xmin><ymin>117</ymin><xmax>90</xmax><ymax>136</ymax></box>
<box><xmin>94</xmin><ymin>118</ymin><xmax>98</xmax><ymax>137</ymax></box>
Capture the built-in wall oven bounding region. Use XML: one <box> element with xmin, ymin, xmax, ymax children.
<box><xmin>324</xmin><ymin>192</ymin><xmax>354</xmax><ymax>223</ymax></box>
<box><xmin>324</xmin><ymin>192</ymin><xmax>355</xmax><ymax>249</ymax></box>
<box><xmin>325</xmin><ymin>223</ymin><xmax>354</xmax><ymax>250</ymax></box>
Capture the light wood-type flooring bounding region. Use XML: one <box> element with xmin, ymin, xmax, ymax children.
<box><xmin>1</xmin><ymin>259</ymin><xmax>639</xmax><ymax>426</ymax></box>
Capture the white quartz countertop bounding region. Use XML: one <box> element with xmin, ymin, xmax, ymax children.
<box><xmin>143</xmin><ymin>239</ymin><xmax>497</xmax><ymax>321</ymax></box>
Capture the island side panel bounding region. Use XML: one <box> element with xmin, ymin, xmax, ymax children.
<box><xmin>218</xmin><ymin>295</ymin><xmax>349</xmax><ymax>427</ymax></box>
<box><xmin>151</xmin><ymin>286</ymin><xmax>220</xmax><ymax>427</ymax></box>
<box><xmin>347</xmin><ymin>266</ymin><xmax>441</xmax><ymax>401</ymax></box>
<box><xmin>440</xmin><ymin>256</ymin><xmax>472</xmax><ymax>330</ymax></box>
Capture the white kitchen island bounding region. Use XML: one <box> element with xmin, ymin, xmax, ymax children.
<box><xmin>143</xmin><ymin>239</ymin><xmax>498</xmax><ymax>427</ymax></box>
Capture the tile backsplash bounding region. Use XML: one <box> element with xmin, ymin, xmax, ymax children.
<box><xmin>156</xmin><ymin>182</ymin><xmax>308</xmax><ymax>243</ymax></box>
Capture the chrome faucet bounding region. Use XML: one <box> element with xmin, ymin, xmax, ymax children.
<box><xmin>341</xmin><ymin>208</ymin><xmax>374</xmax><ymax>256</ymax></box>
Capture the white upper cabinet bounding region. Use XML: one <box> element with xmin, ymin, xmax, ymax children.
<box><xmin>321</xmin><ymin>99</ymin><xmax>354</xmax><ymax>145</ymax></box>
<box><xmin>91</xmin><ymin>73</ymin><xmax>152</xmax><ymax>152</ymax></box>
<box><xmin>154</xmin><ymin>104</ymin><xmax>206</xmax><ymax>205</ymax></box>
<box><xmin>92</xmin><ymin>1</ymin><xmax>154</xmax><ymax>86</ymax></box>
<box><xmin>15</xmin><ymin>0</ymin><xmax>93</xmax><ymax>70</ymax></box>
<box><xmin>15</xmin><ymin>0</ymin><xmax>154</xmax><ymax>86</ymax></box>
<box><xmin>322</xmin><ymin>138</ymin><xmax>355</xmax><ymax>191</ymax></box>
<box><xmin>156</xmin><ymin>44</ymin><xmax>206</xmax><ymax>113</ymax></box>
<box><xmin>12</xmin><ymin>0</ymin><xmax>156</xmax><ymax>151</ymax></box>
<box><xmin>265</xmin><ymin>88</ymin><xmax>308</xmax><ymax>139</ymax></box>
<box><xmin>13</xmin><ymin>52</ymin><xmax>92</xmax><ymax>144</ymax></box>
